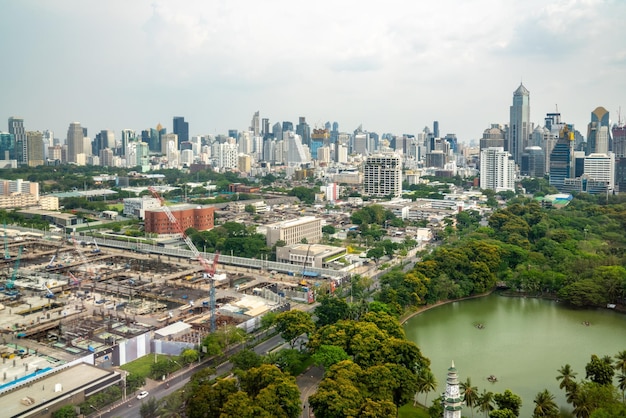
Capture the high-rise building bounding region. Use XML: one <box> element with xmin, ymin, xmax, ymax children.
<box><xmin>363</xmin><ymin>154</ymin><xmax>402</xmax><ymax>197</ymax></box>
<box><xmin>433</xmin><ymin>121</ymin><xmax>440</xmax><ymax>138</ymax></box>
<box><xmin>310</xmin><ymin>129</ymin><xmax>329</xmax><ymax>160</ymax></box>
<box><xmin>173</xmin><ymin>117</ymin><xmax>189</xmax><ymax>146</ymax></box>
<box><xmin>8</xmin><ymin>117</ymin><xmax>26</xmax><ymax>164</ymax></box>
<box><xmin>521</xmin><ymin>146</ymin><xmax>545</xmax><ymax>177</ymax></box>
<box><xmin>584</xmin><ymin>153</ymin><xmax>615</xmax><ymax>188</ymax></box>
<box><xmin>587</xmin><ymin>107</ymin><xmax>610</xmax><ymax>155</ymax></box>
<box><xmin>480</xmin><ymin>124</ymin><xmax>505</xmax><ymax>151</ymax></box>
<box><xmin>508</xmin><ymin>83</ymin><xmax>531</xmax><ymax>165</ymax></box>
<box><xmin>67</xmin><ymin>122</ymin><xmax>84</xmax><ymax>164</ymax></box>
<box><xmin>250</xmin><ymin>111</ymin><xmax>260</xmax><ymax>137</ymax></box>
<box><xmin>296</xmin><ymin>117</ymin><xmax>311</xmax><ymax>146</ymax></box>
<box><xmin>549</xmin><ymin>126</ymin><xmax>575</xmax><ymax>191</ymax></box>
<box><xmin>26</xmin><ymin>131</ymin><xmax>44</xmax><ymax>167</ymax></box>
<box><xmin>282</xmin><ymin>121</ymin><xmax>293</xmax><ymax>133</ymax></box>
<box><xmin>479</xmin><ymin>147</ymin><xmax>515</xmax><ymax>192</ymax></box>
<box><xmin>120</xmin><ymin>129</ymin><xmax>135</xmax><ymax>157</ymax></box>
<box><xmin>0</xmin><ymin>132</ymin><xmax>15</xmax><ymax>161</ymax></box>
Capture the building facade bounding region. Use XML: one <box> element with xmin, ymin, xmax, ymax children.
<box><xmin>66</xmin><ymin>122</ymin><xmax>84</xmax><ymax>164</ymax></box>
<box><xmin>480</xmin><ymin>147</ymin><xmax>515</xmax><ymax>192</ymax></box>
<box><xmin>144</xmin><ymin>205</ymin><xmax>215</xmax><ymax>234</ymax></box>
<box><xmin>443</xmin><ymin>362</ymin><xmax>464</xmax><ymax>418</ymax></box>
<box><xmin>265</xmin><ymin>216</ymin><xmax>322</xmax><ymax>246</ymax></box>
<box><xmin>363</xmin><ymin>154</ymin><xmax>402</xmax><ymax>198</ymax></box>
<box><xmin>508</xmin><ymin>83</ymin><xmax>531</xmax><ymax>165</ymax></box>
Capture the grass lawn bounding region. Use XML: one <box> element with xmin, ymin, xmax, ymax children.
<box><xmin>107</xmin><ymin>203</ymin><xmax>123</xmax><ymax>211</ymax></box>
<box><xmin>398</xmin><ymin>403</ymin><xmax>430</xmax><ymax>418</ymax></box>
<box><xmin>120</xmin><ymin>354</ymin><xmax>172</xmax><ymax>378</ymax></box>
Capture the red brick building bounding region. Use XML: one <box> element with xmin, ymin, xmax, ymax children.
<box><xmin>144</xmin><ymin>204</ymin><xmax>215</xmax><ymax>235</ymax></box>
<box><xmin>228</xmin><ymin>183</ymin><xmax>260</xmax><ymax>193</ymax></box>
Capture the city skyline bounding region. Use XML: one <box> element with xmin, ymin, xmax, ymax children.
<box><xmin>1</xmin><ymin>1</ymin><xmax>625</xmax><ymax>141</ymax></box>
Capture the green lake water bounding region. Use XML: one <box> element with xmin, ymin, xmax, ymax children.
<box><xmin>403</xmin><ymin>293</ymin><xmax>626</xmax><ymax>416</ymax></box>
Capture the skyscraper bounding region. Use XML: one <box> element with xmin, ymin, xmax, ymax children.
<box><xmin>480</xmin><ymin>147</ymin><xmax>515</xmax><ymax>192</ymax></box>
<box><xmin>26</xmin><ymin>131</ymin><xmax>44</xmax><ymax>167</ymax></box>
<box><xmin>363</xmin><ymin>154</ymin><xmax>402</xmax><ymax>197</ymax></box>
<box><xmin>296</xmin><ymin>117</ymin><xmax>311</xmax><ymax>146</ymax></box>
<box><xmin>173</xmin><ymin>117</ymin><xmax>189</xmax><ymax>146</ymax></box>
<box><xmin>8</xmin><ymin>117</ymin><xmax>26</xmax><ymax>164</ymax></box>
<box><xmin>67</xmin><ymin>122</ymin><xmax>84</xmax><ymax>164</ymax></box>
<box><xmin>508</xmin><ymin>83</ymin><xmax>531</xmax><ymax>165</ymax></box>
<box><xmin>549</xmin><ymin>125</ymin><xmax>575</xmax><ymax>191</ymax></box>
<box><xmin>587</xmin><ymin>107</ymin><xmax>610</xmax><ymax>155</ymax></box>
<box><xmin>250</xmin><ymin>111</ymin><xmax>260</xmax><ymax>137</ymax></box>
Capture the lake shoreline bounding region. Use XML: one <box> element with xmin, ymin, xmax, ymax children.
<box><xmin>401</xmin><ymin>290</ymin><xmax>626</xmax><ymax>325</ymax></box>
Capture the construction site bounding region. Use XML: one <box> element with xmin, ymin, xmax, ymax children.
<box><xmin>0</xmin><ymin>228</ymin><xmax>325</xmax><ymax>399</ymax></box>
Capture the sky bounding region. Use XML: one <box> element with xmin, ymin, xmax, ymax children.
<box><xmin>1</xmin><ymin>0</ymin><xmax>626</xmax><ymax>143</ymax></box>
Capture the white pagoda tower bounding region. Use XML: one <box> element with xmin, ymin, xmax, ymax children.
<box><xmin>443</xmin><ymin>361</ymin><xmax>464</xmax><ymax>418</ymax></box>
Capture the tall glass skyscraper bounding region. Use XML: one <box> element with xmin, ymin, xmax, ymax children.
<box><xmin>8</xmin><ymin>117</ymin><xmax>26</xmax><ymax>164</ymax></box>
<box><xmin>173</xmin><ymin>116</ymin><xmax>189</xmax><ymax>147</ymax></box>
<box><xmin>508</xmin><ymin>83</ymin><xmax>531</xmax><ymax>166</ymax></box>
<box><xmin>549</xmin><ymin>125</ymin><xmax>575</xmax><ymax>191</ymax></box>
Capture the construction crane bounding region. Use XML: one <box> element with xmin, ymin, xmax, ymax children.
<box><xmin>44</xmin><ymin>283</ymin><xmax>55</xmax><ymax>298</ymax></box>
<box><xmin>4</xmin><ymin>246</ymin><xmax>23</xmax><ymax>297</ymax></box>
<box><xmin>85</xmin><ymin>221</ymin><xmax>101</xmax><ymax>253</ymax></box>
<box><xmin>3</xmin><ymin>221</ymin><xmax>10</xmax><ymax>260</ymax></box>
<box><xmin>148</xmin><ymin>186</ymin><xmax>218</xmax><ymax>332</ymax></box>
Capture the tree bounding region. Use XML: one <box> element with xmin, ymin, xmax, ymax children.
<box><xmin>311</xmin><ymin>345</ymin><xmax>350</xmax><ymax>369</ymax></box>
<box><xmin>585</xmin><ymin>354</ymin><xmax>615</xmax><ymax>385</ymax></box>
<box><xmin>614</xmin><ymin>350</ymin><xmax>626</xmax><ymax>374</ymax></box>
<box><xmin>274</xmin><ymin>310</ymin><xmax>315</xmax><ymax>348</ymax></box>
<box><xmin>126</xmin><ymin>372</ymin><xmax>146</xmax><ymax>393</ymax></box>
<box><xmin>315</xmin><ymin>296</ymin><xmax>350</xmax><ymax>327</ymax></box>
<box><xmin>461</xmin><ymin>377</ymin><xmax>479</xmax><ymax>417</ymax></box>
<box><xmin>494</xmin><ymin>390</ymin><xmax>522</xmax><ymax>417</ymax></box>
<box><xmin>490</xmin><ymin>410</ymin><xmax>516</xmax><ymax>418</ymax></box>
<box><xmin>618</xmin><ymin>373</ymin><xmax>626</xmax><ymax>403</ymax></box>
<box><xmin>478</xmin><ymin>390</ymin><xmax>495</xmax><ymax>418</ymax></box>
<box><xmin>158</xmin><ymin>391</ymin><xmax>184</xmax><ymax>418</ymax></box>
<box><xmin>532</xmin><ymin>389</ymin><xmax>559</xmax><ymax>418</ymax></box>
<box><xmin>230</xmin><ymin>348</ymin><xmax>263</xmax><ymax>371</ymax></box>
<box><xmin>416</xmin><ymin>369</ymin><xmax>437</xmax><ymax>406</ymax></box>
<box><xmin>557</xmin><ymin>364</ymin><xmax>578</xmax><ymax>393</ymax></box>
<box><xmin>558</xmin><ymin>280</ymin><xmax>607</xmax><ymax>308</ymax></box>
<box><xmin>322</xmin><ymin>225</ymin><xmax>336</xmax><ymax>234</ymax></box>
<box><xmin>140</xmin><ymin>397</ymin><xmax>159</xmax><ymax>418</ymax></box>
<box><xmin>180</xmin><ymin>348</ymin><xmax>199</xmax><ymax>365</ymax></box>
<box><xmin>52</xmin><ymin>405</ymin><xmax>77</xmax><ymax>418</ymax></box>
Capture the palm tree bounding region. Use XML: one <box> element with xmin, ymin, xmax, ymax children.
<box><xmin>556</xmin><ymin>364</ymin><xmax>578</xmax><ymax>393</ymax></box>
<box><xmin>477</xmin><ymin>389</ymin><xmax>495</xmax><ymax>418</ymax></box>
<box><xmin>460</xmin><ymin>377</ymin><xmax>478</xmax><ymax>418</ymax></box>
<box><xmin>614</xmin><ymin>350</ymin><xmax>626</xmax><ymax>374</ymax></box>
<box><xmin>532</xmin><ymin>389</ymin><xmax>559</xmax><ymax>418</ymax></box>
<box><xmin>416</xmin><ymin>369</ymin><xmax>437</xmax><ymax>406</ymax></box>
<box><xmin>618</xmin><ymin>373</ymin><xmax>626</xmax><ymax>404</ymax></box>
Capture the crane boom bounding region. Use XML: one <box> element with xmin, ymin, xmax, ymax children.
<box><xmin>148</xmin><ymin>186</ymin><xmax>218</xmax><ymax>332</ymax></box>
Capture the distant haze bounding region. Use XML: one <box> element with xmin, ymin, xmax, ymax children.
<box><xmin>2</xmin><ymin>0</ymin><xmax>625</xmax><ymax>141</ymax></box>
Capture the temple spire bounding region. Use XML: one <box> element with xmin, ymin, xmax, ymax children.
<box><xmin>443</xmin><ymin>361</ymin><xmax>464</xmax><ymax>418</ymax></box>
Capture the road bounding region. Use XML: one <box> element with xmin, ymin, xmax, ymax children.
<box><xmin>99</xmin><ymin>333</ymin><xmax>287</xmax><ymax>418</ymax></box>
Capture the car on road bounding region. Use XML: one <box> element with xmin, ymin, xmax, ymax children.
<box><xmin>136</xmin><ymin>391</ymin><xmax>149</xmax><ymax>400</ymax></box>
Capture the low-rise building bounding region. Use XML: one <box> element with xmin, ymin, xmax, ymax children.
<box><xmin>276</xmin><ymin>243</ymin><xmax>347</xmax><ymax>269</ymax></box>
<box><xmin>144</xmin><ymin>204</ymin><xmax>215</xmax><ymax>235</ymax></box>
<box><xmin>123</xmin><ymin>197</ymin><xmax>161</xmax><ymax>219</ymax></box>
<box><xmin>264</xmin><ymin>216</ymin><xmax>322</xmax><ymax>246</ymax></box>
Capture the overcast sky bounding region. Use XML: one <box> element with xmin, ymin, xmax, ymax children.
<box><xmin>2</xmin><ymin>0</ymin><xmax>625</xmax><ymax>142</ymax></box>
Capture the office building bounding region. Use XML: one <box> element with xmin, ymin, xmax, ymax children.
<box><xmin>66</xmin><ymin>122</ymin><xmax>84</xmax><ymax>164</ymax></box>
<box><xmin>480</xmin><ymin>124</ymin><xmax>505</xmax><ymax>151</ymax></box>
<box><xmin>587</xmin><ymin>107</ymin><xmax>610</xmax><ymax>154</ymax></box>
<box><xmin>521</xmin><ymin>146</ymin><xmax>545</xmax><ymax>178</ymax></box>
<box><xmin>173</xmin><ymin>116</ymin><xmax>189</xmax><ymax>146</ymax></box>
<box><xmin>26</xmin><ymin>131</ymin><xmax>44</xmax><ymax>167</ymax></box>
<box><xmin>0</xmin><ymin>131</ymin><xmax>15</xmax><ymax>160</ymax></box>
<box><xmin>264</xmin><ymin>216</ymin><xmax>322</xmax><ymax>246</ymax></box>
<box><xmin>296</xmin><ymin>117</ymin><xmax>311</xmax><ymax>146</ymax></box>
<box><xmin>584</xmin><ymin>153</ymin><xmax>615</xmax><ymax>189</ymax></box>
<box><xmin>8</xmin><ymin>117</ymin><xmax>26</xmax><ymax>164</ymax></box>
<box><xmin>250</xmin><ymin>111</ymin><xmax>260</xmax><ymax>137</ymax></box>
<box><xmin>120</xmin><ymin>129</ymin><xmax>135</xmax><ymax>157</ymax></box>
<box><xmin>479</xmin><ymin>147</ymin><xmax>515</xmax><ymax>192</ymax></box>
<box><xmin>363</xmin><ymin>154</ymin><xmax>402</xmax><ymax>198</ymax></box>
<box><xmin>549</xmin><ymin>126</ymin><xmax>575</xmax><ymax>191</ymax></box>
<box><xmin>508</xmin><ymin>83</ymin><xmax>531</xmax><ymax>165</ymax></box>
<box><xmin>310</xmin><ymin>129</ymin><xmax>329</xmax><ymax>160</ymax></box>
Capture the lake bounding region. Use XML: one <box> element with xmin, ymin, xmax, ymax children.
<box><xmin>403</xmin><ymin>293</ymin><xmax>626</xmax><ymax>416</ymax></box>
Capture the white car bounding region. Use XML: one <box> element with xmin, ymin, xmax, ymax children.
<box><xmin>136</xmin><ymin>391</ymin><xmax>149</xmax><ymax>400</ymax></box>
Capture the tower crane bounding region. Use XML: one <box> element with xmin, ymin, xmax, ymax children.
<box><xmin>148</xmin><ymin>186</ymin><xmax>218</xmax><ymax>332</ymax></box>
<box><xmin>3</xmin><ymin>221</ymin><xmax>10</xmax><ymax>260</ymax></box>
